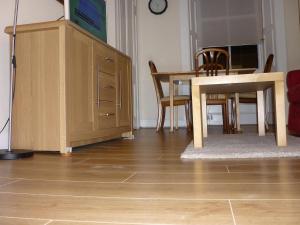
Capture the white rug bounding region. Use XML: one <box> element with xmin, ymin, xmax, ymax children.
<box><xmin>181</xmin><ymin>133</ymin><xmax>300</xmax><ymax>159</ymax></box>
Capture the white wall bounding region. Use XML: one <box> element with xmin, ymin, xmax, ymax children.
<box><xmin>284</xmin><ymin>0</ymin><xmax>300</xmax><ymax>71</ymax></box>
<box><xmin>0</xmin><ymin>0</ymin><xmax>63</xmax><ymax>148</ymax></box>
<box><xmin>282</xmin><ymin>0</ymin><xmax>300</xmax><ymax>123</ymax></box>
<box><xmin>137</xmin><ymin>0</ymin><xmax>186</xmax><ymax>127</ymax></box>
<box><xmin>106</xmin><ymin>0</ymin><xmax>117</xmax><ymax>47</ymax></box>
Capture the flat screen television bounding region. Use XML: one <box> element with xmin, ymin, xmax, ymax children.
<box><xmin>64</xmin><ymin>0</ymin><xmax>107</xmax><ymax>42</ymax></box>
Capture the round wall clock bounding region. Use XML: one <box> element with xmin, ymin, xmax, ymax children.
<box><xmin>148</xmin><ymin>0</ymin><xmax>168</xmax><ymax>15</ymax></box>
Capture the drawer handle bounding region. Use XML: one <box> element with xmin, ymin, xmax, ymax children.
<box><xmin>99</xmin><ymin>100</ymin><xmax>113</xmax><ymax>103</ymax></box>
<box><xmin>104</xmin><ymin>57</ymin><xmax>114</xmax><ymax>63</ymax></box>
<box><xmin>105</xmin><ymin>85</ymin><xmax>115</xmax><ymax>89</ymax></box>
<box><xmin>100</xmin><ymin>113</ymin><xmax>115</xmax><ymax>117</ymax></box>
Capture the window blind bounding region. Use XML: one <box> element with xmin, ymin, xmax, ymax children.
<box><xmin>198</xmin><ymin>0</ymin><xmax>263</xmax><ymax>47</ymax></box>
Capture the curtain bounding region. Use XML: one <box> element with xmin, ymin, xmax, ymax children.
<box><xmin>198</xmin><ymin>0</ymin><xmax>263</xmax><ymax>47</ymax></box>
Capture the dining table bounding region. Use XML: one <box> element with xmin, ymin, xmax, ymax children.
<box><xmin>152</xmin><ymin>68</ymin><xmax>257</xmax><ymax>132</ymax></box>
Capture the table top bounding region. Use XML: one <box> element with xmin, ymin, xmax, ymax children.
<box><xmin>152</xmin><ymin>68</ymin><xmax>257</xmax><ymax>81</ymax></box>
<box><xmin>191</xmin><ymin>72</ymin><xmax>284</xmax><ymax>94</ymax></box>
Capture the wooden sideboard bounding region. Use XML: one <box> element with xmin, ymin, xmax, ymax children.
<box><xmin>5</xmin><ymin>20</ymin><xmax>133</xmax><ymax>153</ymax></box>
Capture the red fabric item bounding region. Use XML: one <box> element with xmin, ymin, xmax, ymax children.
<box><xmin>287</xmin><ymin>70</ymin><xmax>300</xmax><ymax>134</ymax></box>
<box><xmin>287</xmin><ymin>70</ymin><xmax>300</xmax><ymax>89</ymax></box>
<box><xmin>288</xmin><ymin>104</ymin><xmax>300</xmax><ymax>134</ymax></box>
<box><xmin>288</xmin><ymin>84</ymin><xmax>300</xmax><ymax>103</ymax></box>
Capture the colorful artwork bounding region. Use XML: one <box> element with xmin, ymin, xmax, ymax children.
<box><xmin>69</xmin><ymin>0</ymin><xmax>107</xmax><ymax>42</ymax></box>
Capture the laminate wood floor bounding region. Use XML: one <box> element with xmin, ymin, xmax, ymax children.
<box><xmin>1</xmin><ymin>128</ymin><xmax>300</xmax><ymax>225</ymax></box>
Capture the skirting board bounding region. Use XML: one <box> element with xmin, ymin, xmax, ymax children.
<box><xmin>140</xmin><ymin>112</ymin><xmax>258</xmax><ymax>128</ymax></box>
<box><xmin>140</xmin><ymin>120</ymin><xmax>189</xmax><ymax>128</ymax></box>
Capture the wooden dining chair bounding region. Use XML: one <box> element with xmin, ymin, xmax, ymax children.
<box><xmin>194</xmin><ymin>48</ymin><xmax>230</xmax><ymax>133</ymax></box>
<box><xmin>230</xmin><ymin>54</ymin><xmax>274</xmax><ymax>131</ymax></box>
<box><xmin>149</xmin><ymin>61</ymin><xmax>191</xmax><ymax>131</ymax></box>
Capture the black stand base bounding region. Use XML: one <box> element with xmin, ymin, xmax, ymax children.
<box><xmin>0</xmin><ymin>149</ymin><xmax>34</xmax><ymax>160</ymax></box>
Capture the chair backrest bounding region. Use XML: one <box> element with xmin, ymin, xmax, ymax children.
<box><xmin>263</xmin><ymin>54</ymin><xmax>274</xmax><ymax>73</ymax></box>
<box><xmin>149</xmin><ymin>61</ymin><xmax>164</xmax><ymax>101</ymax></box>
<box><xmin>194</xmin><ymin>48</ymin><xmax>229</xmax><ymax>76</ymax></box>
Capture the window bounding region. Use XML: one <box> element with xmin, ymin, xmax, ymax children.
<box><xmin>198</xmin><ymin>0</ymin><xmax>262</xmax><ymax>47</ymax></box>
<box><xmin>203</xmin><ymin>45</ymin><xmax>259</xmax><ymax>69</ymax></box>
<box><xmin>231</xmin><ymin>45</ymin><xmax>258</xmax><ymax>68</ymax></box>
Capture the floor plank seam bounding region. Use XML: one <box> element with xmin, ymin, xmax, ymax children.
<box><xmin>43</xmin><ymin>220</ymin><xmax>53</xmax><ymax>225</ymax></box>
<box><xmin>47</xmin><ymin>218</ymin><xmax>173</xmax><ymax>225</ymax></box>
<box><xmin>0</xmin><ymin>177</ymin><xmax>131</xmax><ymax>184</ymax></box>
<box><xmin>1</xmin><ymin>191</ymin><xmax>300</xmax><ymax>201</ymax></box>
<box><xmin>228</xmin><ymin>200</ymin><xmax>237</xmax><ymax>225</ymax></box>
<box><xmin>115</xmin><ymin>181</ymin><xmax>300</xmax><ymax>185</ymax></box>
<box><xmin>61</xmin><ymin>220</ymin><xmax>173</xmax><ymax>225</ymax></box>
<box><xmin>132</xmin><ymin>171</ymin><xmax>300</xmax><ymax>175</ymax></box>
<box><xmin>0</xmin><ymin>191</ymin><xmax>228</xmax><ymax>201</ymax></box>
<box><xmin>0</xmin><ymin>179</ymin><xmax>22</xmax><ymax>188</ymax></box>
<box><xmin>121</xmin><ymin>172</ymin><xmax>137</xmax><ymax>183</ymax></box>
<box><xmin>4</xmin><ymin>170</ymin><xmax>300</xmax><ymax>176</ymax></box>
<box><xmin>0</xmin><ymin>215</ymin><xmax>49</xmax><ymax>222</ymax></box>
<box><xmin>0</xmin><ymin>216</ymin><xmax>152</xmax><ymax>225</ymax></box>
<box><xmin>2</xmin><ymin>176</ymin><xmax>300</xmax><ymax>185</ymax></box>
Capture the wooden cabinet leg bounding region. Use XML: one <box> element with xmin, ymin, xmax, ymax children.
<box><xmin>122</xmin><ymin>132</ymin><xmax>135</xmax><ymax>139</ymax></box>
<box><xmin>60</xmin><ymin>147</ymin><xmax>72</xmax><ymax>156</ymax></box>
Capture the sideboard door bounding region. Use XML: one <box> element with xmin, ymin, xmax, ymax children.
<box><xmin>117</xmin><ymin>55</ymin><xmax>132</xmax><ymax>128</ymax></box>
<box><xmin>67</xmin><ymin>28</ymin><xmax>94</xmax><ymax>141</ymax></box>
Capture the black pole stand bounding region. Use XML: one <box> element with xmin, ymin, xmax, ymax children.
<box><xmin>0</xmin><ymin>0</ymin><xmax>34</xmax><ymax>160</ymax></box>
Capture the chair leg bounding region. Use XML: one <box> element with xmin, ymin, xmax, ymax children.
<box><xmin>222</xmin><ymin>103</ymin><xmax>229</xmax><ymax>134</ymax></box>
<box><xmin>189</xmin><ymin>100</ymin><xmax>193</xmax><ymax>129</ymax></box>
<box><xmin>225</xmin><ymin>101</ymin><xmax>230</xmax><ymax>133</ymax></box>
<box><xmin>161</xmin><ymin>107</ymin><xmax>166</xmax><ymax>129</ymax></box>
<box><xmin>221</xmin><ymin>104</ymin><xmax>225</xmax><ymax>133</ymax></box>
<box><xmin>184</xmin><ymin>103</ymin><xmax>190</xmax><ymax>131</ymax></box>
<box><xmin>230</xmin><ymin>98</ymin><xmax>237</xmax><ymax>133</ymax></box>
<box><xmin>156</xmin><ymin>105</ymin><xmax>163</xmax><ymax>132</ymax></box>
<box><xmin>188</xmin><ymin>101</ymin><xmax>193</xmax><ymax>130</ymax></box>
<box><xmin>225</xmin><ymin>104</ymin><xmax>228</xmax><ymax>133</ymax></box>
<box><xmin>226</xmin><ymin>99</ymin><xmax>234</xmax><ymax>134</ymax></box>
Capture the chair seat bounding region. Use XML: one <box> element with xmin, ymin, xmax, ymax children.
<box><xmin>161</xmin><ymin>95</ymin><xmax>190</xmax><ymax>107</ymax></box>
<box><xmin>207</xmin><ymin>94</ymin><xmax>227</xmax><ymax>100</ymax></box>
<box><xmin>161</xmin><ymin>95</ymin><xmax>190</xmax><ymax>103</ymax></box>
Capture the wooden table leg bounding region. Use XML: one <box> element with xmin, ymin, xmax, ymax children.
<box><xmin>201</xmin><ymin>93</ymin><xmax>207</xmax><ymax>138</ymax></box>
<box><xmin>257</xmin><ymin>90</ymin><xmax>265</xmax><ymax>136</ymax></box>
<box><xmin>192</xmin><ymin>85</ymin><xmax>203</xmax><ymax>148</ymax></box>
<box><xmin>169</xmin><ymin>78</ymin><xmax>174</xmax><ymax>132</ymax></box>
<box><xmin>274</xmin><ymin>80</ymin><xmax>287</xmax><ymax>146</ymax></box>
